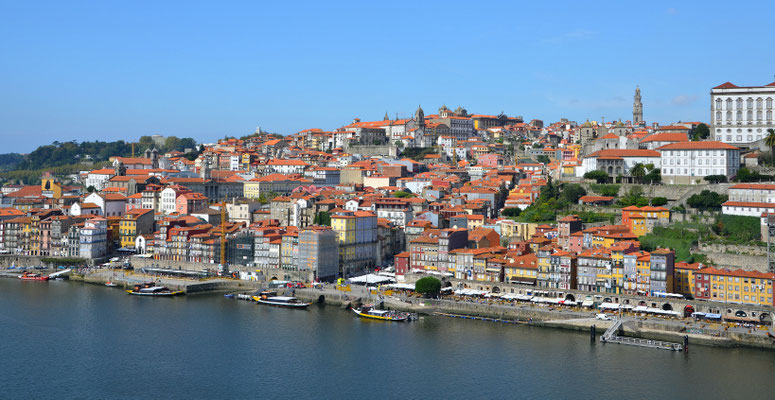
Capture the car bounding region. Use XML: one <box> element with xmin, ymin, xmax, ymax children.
<box><xmin>595</xmin><ymin>313</ymin><xmax>611</xmax><ymax>321</ymax></box>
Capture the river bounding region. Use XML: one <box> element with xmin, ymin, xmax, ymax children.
<box><xmin>1</xmin><ymin>278</ymin><xmax>774</xmax><ymax>399</ymax></box>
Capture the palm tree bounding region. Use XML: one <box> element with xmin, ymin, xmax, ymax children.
<box><xmin>630</xmin><ymin>163</ymin><xmax>646</xmax><ymax>184</ymax></box>
<box><xmin>766</xmin><ymin>128</ymin><xmax>775</xmax><ymax>166</ymax></box>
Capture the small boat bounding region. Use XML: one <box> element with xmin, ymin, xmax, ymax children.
<box><xmin>236</xmin><ymin>294</ymin><xmax>253</xmax><ymax>301</ymax></box>
<box><xmin>224</xmin><ymin>294</ymin><xmax>235</xmax><ymax>298</ymax></box>
<box><xmin>105</xmin><ymin>281</ymin><xmax>119</xmax><ymax>287</ymax></box>
<box><xmin>19</xmin><ymin>272</ymin><xmax>49</xmax><ymax>281</ymax></box>
<box><xmin>253</xmin><ymin>295</ymin><xmax>311</xmax><ymax>308</ymax></box>
<box><xmin>126</xmin><ymin>283</ymin><xmax>184</xmax><ymax>297</ymax></box>
<box><xmin>352</xmin><ymin>305</ymin><xmax>408</xmax><ymax>322</ymax></box>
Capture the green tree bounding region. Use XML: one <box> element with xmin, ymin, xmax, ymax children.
<box><xmin>393</xmin><ymin>191</ymin><xmax>413</xmax><ymax>198</ymax></box>
<box><xmin>642</xmin><ymin>168</ymin><xmax>661</xmax><ymax>184</ymax></box>
<box><xmin>558</xmin><ymin>183</ymin><xmax>586</xmax><ymax>204</ymax></box>
<box><xmin>630</xmin><ymin>163</ymin><xmax>646</xmax><ymax>184</ymax></box>
<box><xmin>704</xmin><ymin>175</ymin><xmax>727</xmax><ymax>184</ymax></box>
<box><xmin>536</xmin><ymin>155</ymin><xmax>550</xmax><ymax>164</ymax></box>
<box><xmin>584</xmin><ymin>170</ymin><xmax>610</xmax><ymax>184</ymax></box>
<box><xmin>501</xmin><ymin>208</ymin><xmax>521</xmax><ymax>217</ymax></box>
<box><xmin>313</xmin><ymin>211</ymin><xmax>331</xmax><ymax>226</ymax></box>
<box><xmin>686</xmin><ymin>190</ymin><xmax>727</xmax><ymax>211</ymax></box>
<box><xmin>415</xmin><ymin>276</ymin><xmax>442</xmax><ymax>298</ymax></box>
<box><xmin>651</xmin><ymin>197</ymin><xmax>668</xmax><ymax>207</ymax></box>
<box><xmin>766</xmin><ymin>128</ymin><xmax>775</xmax><ymax>165</ymax></box>
<box><xmin>692</xmin><ymin>123</ymin><xmax>710</xmax><ymax>141</ymax></box>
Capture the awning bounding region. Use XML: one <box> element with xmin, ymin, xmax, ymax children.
<box><xmin>599</xmin><ymin>302</ymin><xmax>621</xmax><ymax>310</ymax></box>
<box><xmin>704</xmin><ymin>313</ymin><xmax>722</xmax><ymax>319</ymax></box>
<box><xmin>633</xmin><ymin>306</ymin><xmax>649</xmax><ymax>312</ymax></box>
<box><xmin>348</xmin><ymin>274</ymin><xmax>395</xmax><ymax>284</ymax></box>
<box><xmin>581</xmin><ymin>300</ymin><xmax>594</xmax><ymax>307</ymax></box>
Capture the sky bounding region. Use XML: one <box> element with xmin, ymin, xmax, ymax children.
<box><xmin>2</xmin><ymin>0</ymin><xmax>775</xmax><ymax>153</ymax></box>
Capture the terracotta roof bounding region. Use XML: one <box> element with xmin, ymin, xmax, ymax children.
<box><xmin>656</xmin><ymin>141</ymin><xmax>739</xmax><ymax>151</ymax></box>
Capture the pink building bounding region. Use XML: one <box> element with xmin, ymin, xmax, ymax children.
<box><xmin>175</xmin><ymin>192</ymin><xmax>208</xmax><ymax>215</ymax></box>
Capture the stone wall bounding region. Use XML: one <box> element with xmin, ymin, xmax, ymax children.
<box><xmin>344</xmin><ymin>144</ymin><xmax>397</xmax><ymax>158</ymax></box>
<box><xmin>699</xmin><ymin>252</ymin><xmax>768</xmax><ymax>272</ymax></box>
<box><xmin>128</xmin><ymin>256</ymin><xmax>313</xmax><ymax>282</ymax></box>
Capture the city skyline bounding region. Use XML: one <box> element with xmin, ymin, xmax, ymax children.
<box><xmin>3</xmin><ymin>1</ymin><xmax>775</xmax><ymax>152</ymax></box>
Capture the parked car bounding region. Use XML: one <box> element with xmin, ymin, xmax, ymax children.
<box><xmin>595</xmin><ymin>313</ymin><xmax>611</xmax><ymax>321</ymax></box>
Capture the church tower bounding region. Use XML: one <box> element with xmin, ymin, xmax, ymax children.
<box><xmin>414</xmin><ymin>105</ymin><xmax>425</xmax><ymax>127</ymax></box>
<box><xmin>633</xmin><ymin>86</ymin><xmax>643</xmax><ymax>125</ymax></box>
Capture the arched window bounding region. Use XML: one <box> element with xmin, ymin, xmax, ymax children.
<box><xmin>716</xmin><ymin>98</ymin><xmax>722</xmax><ymax>110</ymax></box>
<box><xmin>736</xmin><ymin>111</ymin><xmax>742</xmax><ymax>121</ymax></box>
<box><xmin>768</xmin><ymin>110</ymin><xmax>773</xmax><ymax>120</ymax></box>
<box><xmin>757</xmin><ymin>110</ymin><xmax>763</xmax><ymax>120</ymax></box>
<box><xmin>747</xmin><ymin>98</ymin><xmax>753</xmax><ymax>109</ymax></box>
<box><xmin>747</xmin><ymin>110</ymin><xmax>753</xmax><ymax>121</ymax></box>
<box><xmin>736</xmin><ymin>98</ymin><xmax>743</xmax><ymax>109</ymax></box>
<box><xmin>716</xmin><ymin>111</ymin><xmax>722</xmax><ymax>121</ymax></box>
<box><xmin>767</xmin><ymin>98</ymin><xmax>773</xmax><ymax>109</ymax></box>
<box><xmin>727</xmin><ymin>111</ymin><xmax>732</xmax><ymax>121</ymax></box>
<box><xmin>757</xmin><ymin>98</ymin><xmax>763</xmax><ymax>108</ymax></box>
<box><xmin>726</xmin><ymin>98</ymin><xmax>733</xmax><ymax>109</ymax></box>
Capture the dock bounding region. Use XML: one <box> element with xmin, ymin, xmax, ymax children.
<box><xmin>601</xmin><ymin>317</ymin><xmax>684</xmax><ymax>351</ymax></box>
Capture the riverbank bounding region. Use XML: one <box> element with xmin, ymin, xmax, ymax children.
<box><xmin>4</xmin><ymin>268</ymin><xmax>774</xmax><ymax>351</ymax></box>
<box><xmin>293</xmin><ymin>286</ymin><xmax>775</xmax><ymax>350</ymax></box>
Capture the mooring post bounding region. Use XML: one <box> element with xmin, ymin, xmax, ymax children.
<box><xmin>591</xmin><ymin>325</ymin><xmax>596</xmax><ymax>342</ymax></box>
<box><xmin>683</xmin><ymin>335</ymin><xmax>689</xmax><ymax>353</ymax></box>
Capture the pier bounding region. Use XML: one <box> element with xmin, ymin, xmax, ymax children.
<box><xmin>601</xmin><ymin>317</ymin><xmax>684</xmax><ymax>351</ymax></box>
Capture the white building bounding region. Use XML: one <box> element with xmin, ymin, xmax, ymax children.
<box><xmin>711</xmin><ymin>81</ymin><xmax>775</xmax><ymax>145</ymax></box>
<box><xmin>160</xmin><ymin>186</ymin><xmax>189</xmax><ymax>214</ymax></box>
<box><xmin>266</xmin><ymin>159</ymin><xmax>309</xmax><ymax>175</ymax></box>
<box><xmin>79</xmin><ymin>217</ymin><xmax>107</xmax><ymax>259</ymax></box>
<box><xmin>657</xmin><ymin>141</ymin><xmax>740</xmax><ymax>184</ymax></box>
<box><xmin>576</xmin><ymin>149</ymin><xmax>661</xmax><ymax>178</ymax></box>
<box><xmin>85</xmin><ymin>168</ymin><xmax>115</xmax><ymax>191</ymax></box>
<box><xmin>722</xmin><ymin>183</ymin><xmax>775</xmax><ymax>217</ymax></box>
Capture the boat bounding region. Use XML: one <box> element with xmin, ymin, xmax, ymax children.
<box><xmin>105</xmin><ymin>281</ymin><xmax>119</xmax><ymax>287</ymax></box>
<box><xmin>352</xmin><ymin>305</ymin><xmax>408</xmax><ymax>321</ymax></box>
<box><xmin>224</xmin><ymin>294</ymin><xmax>235</xmax><ymax>298</ymax></box>
<box><xmin>19</xmin><ymin>272</ymin><xmax>49</xmax><ymax>281</ymax></box>
<box><xmin>253</xmin><ymin>295</ymin><xmax>311</xmax><ymax>308</ymax></box>
<box><xmin>126</xmin><ymin>283</ymin><xmax>184</xmax><ymax>296</ymax></box>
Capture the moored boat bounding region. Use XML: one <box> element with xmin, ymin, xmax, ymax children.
<box><xmin>352</xmin><ymin>305</ymin><xmax>408</xmax><ymax>321</ymax></box>
<box><xmin>253</xmin><ymin>295</ymin><xmax>311</xmax><ymax>308</ymax></box>
<box><xmin>105</xmin><ymin>281</ymin><xmax>119</xmax><ymax>287</ymax></box>
<box><xmin>126</xmin><ymin>283</ymin><xmax>184</xmax><ymax>296</ymax></box>
<box><xmin>19</xmin><ymin>272</ymin><xmax>49</xmax><ymax>281</ymax></box>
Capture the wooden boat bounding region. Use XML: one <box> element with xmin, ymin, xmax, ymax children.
<box><xmin>126</xmin><ymin>283</ymin><xmax>184</xmax><ymax>297</ymax></box>
<box><xmin>253</xmin><ymin>295</ymin><xmax>311</xmax><ymax>308</ymax></box>
<box><xmin>19</xmin><ymin>272</ymin><xmax>49</xmax><ymax>281</ymax></box>
<box><xmin>352</xmin><ymin>305</ymin><xmax>408</xmax><ymax>321</ymax></box>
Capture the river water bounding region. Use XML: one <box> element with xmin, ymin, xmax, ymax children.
<box><xmin>1</xmin><ymin>278</ymin><xmax>774</xmax><ymax>399</ymax></box>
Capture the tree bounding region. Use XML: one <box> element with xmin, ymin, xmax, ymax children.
<box><xmin>559</xmin><ymin>183</ymin><xmax>586</xmax><ymax>205</ymax></box>
<box><xmin>501</xmin><ymin>208</ymin><xmax>521</xmax><ymax>217</ymax></box>
<box><xmin>584</xmin><ymin>170</ymin><xmax>610</xmax><ymax>184</ymax></box>
<box><xmin>86</xmin><ymin>185</ymin><xmax>96</xmax><ymax>193</ymax></box>
<box><xmin>692</xmin><ymin>123</ymin><xmax>710</xmax><ymax>141</ymax></box>
<box><xmin>394</xmin><ymin>191</ymin><xmax>413</xmax><ymax>198</ymax></box>
<box><xmin>686</xmin><ymin>190</ymin><xmax>727</xmax><ymax>211</ymax></box>
<box><xmin>536</xmin><ymin>155</ymin><xmax>550</xmax><ymax>164</ymax></box>
<box><xmin>704</xmin><ymin>175</ymin><xmax>727</xmax><ymax>184</ymax></box>
<box><xmin>734</xmin><ymin>168</ymin><xmax>771</xmax><ymax>182</ymax></box>
<box><xmin>766</xmin><ymin>128</ymin><xmax>775</xmax><ymax>165</ymax></box>
<box><xmin>630</xmin><ymin>163</ymin><xmax>646</xmax><ymax>183</ymax></box>
<box><xmin>313</xmin><ymin>211</ymin><xmax>331</xmax><ymax>226</ymax></box>
<box><xmin>642</xmin><ymin>169</ymin><xmax>661</xmax><ymax>184</ymax></box>
<box><xmin>651</xmin><ymin>197</ymin><xmax>668</xmax><ymax>207</ymax></box>
<box><xmin>415</xmin><ymin>276</ymin><xmax>442</xmax><ymax>298</ymax></box>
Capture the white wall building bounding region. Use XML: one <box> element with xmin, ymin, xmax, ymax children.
<box><xmin>711</xmin><ymin>81</ymin><xmax>775</xmax><ymax>145</ymax></box>
<box><xmin>657</xmin><ymin>141</ymin><xmax>740</xmax><ymax>184</ymax></box>
<box><xmin>576</xmin><ymin>149</ymin><xmax>661</xmax><ymax>178</ymax></box>
<box><xmin>722</xmin><ymin>183</ymin><xmax>775</xmax><ymax>217</ymax></box>
<box><xmin>85</xmin><ymin>169</ymin><xmax>115</xmax><ymax>191</ymax></box>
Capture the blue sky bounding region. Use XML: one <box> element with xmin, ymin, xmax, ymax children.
<box><xmin>1</xmin><ymin>1</ymin><xmax>774</xmax><ymax>153</ymax></box>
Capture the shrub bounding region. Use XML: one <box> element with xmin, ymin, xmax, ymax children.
<box><xmin>651</xmin><ymin>197</ymin><xmax>668</xmax><ymax>207</ymax></box>
<box><xmin>584</xmin><ymin>170</ymin><xmax>610</xmax><ymax>184</ymax></box>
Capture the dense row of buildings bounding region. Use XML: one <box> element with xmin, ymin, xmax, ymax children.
<box><xmin>2</xmin><ymin>84</ymin><xmax>775</xmax><ymax>303</ymax></box>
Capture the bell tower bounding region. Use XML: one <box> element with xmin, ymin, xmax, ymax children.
<box><xmin>633</xmin><ymin>86</ymin><xmax>643</xmax><ymax>125</ymax></box>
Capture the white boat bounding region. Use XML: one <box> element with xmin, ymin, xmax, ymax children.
<box><xmin>253</xmin><ymin>296</ymin><xmax>311</xmax><ymax>308</ymax></box>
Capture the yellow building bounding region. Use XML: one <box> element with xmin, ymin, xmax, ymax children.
<box><xmin>674</xmin><ymin>262</ymin><xmax>699</xmax><ymax>298</ymax></box>
<box><xmin>120</xmin><ymin>209</ymin><xmax>154</xmax><ymax>250</ymax></box>
<box><xmin>330</xmin><ymin>211</ymin><xmax>378</xmax><ymax>274</ymax></box>
<box><xmin>504</xmin><ymin>253</ymin><xmax>538</xmax><ymax>285</ymax></box>
<box><xmin>704</xmin><ymin>267</ymin><xmax>775</xmax><ymax>306</ymax></box>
